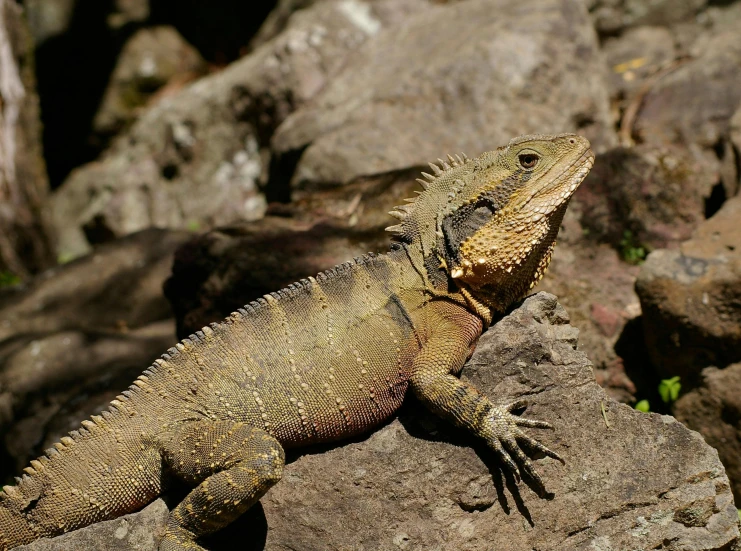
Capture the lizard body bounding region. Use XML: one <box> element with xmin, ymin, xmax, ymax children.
<box><xmin>0</xmin><ymin>134</ymin><xmax>594</xmax><ymax>550</ymax></box>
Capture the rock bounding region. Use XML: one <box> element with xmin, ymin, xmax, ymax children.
<box><xmin>273</xmin><ymin>0</ymin><xmax>616</xmax><ymax>192</ymax></box>
<box><xmin>107</xmin><ymin>0</ymin><xmax>149</xmax><ymax>29</ymax></box>
<box><xmin>636</xmin><ymin>194</ymin><xmax>741</xmax><ymax>382</ymax></box>
<box><xmin>601</xmin><ymin>26</ymin><xmax>676</xmax><ymax>99</ymax></box>
<box><xmin>49</xmin><ymin>0</ymin><xmax>419</xmax><ymax>260</ymax></box>
<box><xmin>588</xmin><ymin>0</ymin><xmax>707</xmax><ymax>36</ymax></box>
<box><xmin>673</xmin><ymin>363</ymin><xmax>741</xmax><ymax>504</ymax></box>
<box><xmin>0</xmin><ymin>229</ymin><xmax>189</xmax><ymax>476</ymax></box>
<box><xmin>633</xmin><ymin>29</ymin><xmax>741</xmax><ymax>155</ymax></box>
<box><xmin>16</xmin><ymin>294</ymin><xmax>739</xmax><ymax>550</ymax></box>
<box><xmin>0</xmin><ymin>0</ymin><xmax>55</xmax><ymax>278</ymax></box>
<box><xmin>91</xmin><ymin>26</ymin><xmax>207</xmax><ymax>146</ymax></box>
<box><xmin>575</xmin><ymin>144</ymin><xmax>717</xmax><ymax>251</ymax></box>
<box><xmin>22</xmin><ymin>0</ymin><xmax>77</xmax><ymax>47</ymax></box>
<box><xmin>12</xmin><ymin>499</ymin><xmax>169</xmax><ymax>551</ymax></box>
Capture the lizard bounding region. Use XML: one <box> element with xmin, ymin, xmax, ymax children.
<box><xmin>0</xmin><ymin>133</ymin><xmax>594</xmax><ymax>551</ymax></box>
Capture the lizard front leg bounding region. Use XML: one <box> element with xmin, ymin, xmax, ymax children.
<box><xmin>160</xmin><ymin>421</ymin><xmax>284</xmax><ymax>551</ymax></box>
<box><xmin>410</xmin><ymin>304</ymin><xmax>562</xmax><ymax>488</ymax></box>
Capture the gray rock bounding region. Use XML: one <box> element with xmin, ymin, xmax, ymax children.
<box><xmin>0</xmin><ymin>229</ymin><xmax>189</xmax><ymax>476</ymax></box>
<box><xmin>49</xmin><ymin>0</ymin><xmax>419</xmax><ymax>261</ymax></box>
<box><xmin>91</xmin><ymin>26</ymin><xmax>207</xmax><ymax>145</ymax></box>
<box><xmin>588</xmin><ymin>0</ymin><xmax>707</xmax><ymax>36</ymax></box>
<box><xmin>14</xmin><ymin>294</ymin><xmax>740</xmax><ymax>550</ymax></box>
<box><xmin>12</xmin><ymin>499</ymin><xmax>168</xmax><ymax>550</ymax></box>
<box><xmin>601</xmin><ymin>26</ymin><xmax>676</xmax><ymax>99</ymax></box>
<box><xmin>273</xmin><ymin>0</ymin><xmax>616</xmax><ymax>192</ymax></box>
<box><xmin>636</xmin><ymin>194</ymin><xmax>741</xmax><ymax>382</ymax></box>
<box><xmin>633</xmin><ymin>29</ymin><xmax>741</xmax><ymax>154</ymax></box>
<box><xmin>674</xmin><ymin>363</ymin><xmax>741</xmax><ymax>505</ymax></box>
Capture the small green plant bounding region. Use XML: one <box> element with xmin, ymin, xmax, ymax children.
<box><xmin>0</xmin><ymin>271</ymin><xmax>21</xmax><ymax>288</ymax></box>
<box><xmin>658</xmin><ymin>376</ymin><xmax>681</xmax><ymax>404</ymax></box>
<box><xmin>635</xmin><ymin>399</ymin><xmax>650</xmax><ymax>413</ymax></box>
<box><xmin>619</xmin><ymin>230</ymin><xmax>647</xmax><ymax>265</ymax></box>
<box><xmin>187</xmin><ymin>220</ymin><xmax>202</xmax><ymax>232</ymax></box>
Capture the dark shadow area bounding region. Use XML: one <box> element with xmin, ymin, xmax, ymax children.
<box><xmin>265</xmin><ymin>146</ymin><xmax>306</xmax><ymax>204</ymax></box>
<box><xmin>149</xmin><ymin>0</ymin><xmax>277</xmax><ymax>63</ymax></box>
<box><xmin>615</xmin><ymin>316</ymin><xmax>670</xmax><ymax>414</ymax></box>
<box><xmin>704</xmin><ymin>181</ymin><xmax>727</xmax><ymax>219</ymax></box>
<box><xmin>34</xmin><ymin>0</ymin><xmax>124</xmax><ymax>189</ymax></box>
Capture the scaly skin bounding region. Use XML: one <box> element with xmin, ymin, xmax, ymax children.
<box><xmin>0</xmin><ymin>133</ymin><xmax>594</xmax><ymax>550</ymax></box>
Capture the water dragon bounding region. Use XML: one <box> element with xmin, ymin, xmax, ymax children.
<box><xmin>0</xmin><ymin>133</ymin><xmax>594</xmax><ymax>550</ymax></box>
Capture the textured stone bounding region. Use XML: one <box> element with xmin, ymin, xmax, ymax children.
<box><xmin>634</xmin><ymin>29</ymin><xmax>741</xmax><ymax>153</ymax></box>
<box><xmin>50</xmin><ymin>0</ymin><xmax>422</xmax><ymax>260</ymax></box>
<box><xmin>273</xmin><ymin>0</ymin><xmax>615</xmax><ymax>192</ymax></box>
<box><xmin>91</xmin><ymin>26</ymin><xmax>206</xmax><ymax>144</ymax></box>
<box><xmin>16</xmin><ymin>294</ymin><xmax>739</xmax><ymax>550</ymax></box>
<box><xmin>674</xmin><ymin>363</ymin><xmax>741</xmax><ymax>505</ymax></box>
<box><xmin>636</xmin><ymin>195</ymin><xmax>741</xmax><ymax>381</ymax></box>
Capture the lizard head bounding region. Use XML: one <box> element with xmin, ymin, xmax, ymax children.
<box><xmin>388</xmin><ymin>133</ymin><xmax>594</xmax><ymax>312</ymax></box>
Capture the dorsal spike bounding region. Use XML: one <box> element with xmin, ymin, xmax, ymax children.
<box><xmin>428</xmin><ymin>162</ymin><xmax>442</xmax><ymax>176</ymax></box>
<box><xmin>415</xmin><ymin>178</ymin><xmax>429</xmax><ymax>190</ymax></box>
<box><xmin>388</xmin><ymin>210</ymin><xmax>405</xmax><ymax>220</ymax></box>
<box><xmin>447</xmin><ymin>154</ymin><xmax>457</xmax><ymax>165</ymax></box>
<box><xmin>421</xmin><ymin>172</ymin><xmax>435</xmax><ymax>181</ymax></box>
<box><xmin>403</xmin><ymin>197</ymin><xmax>416</xmax><ymax>203</ymax></box>
<box><xmin>385</xmin><ymin>224</ymin><xmax>403</xmax><ymax>233</ymax></box>
<box><xmin>462</xmin><ymin>152</ymin><xmax>469</xmax><ymax>161</ymax></box>
<box><xmin>455</xmin><ymin>154</ymin><xmax>463</xmax><ymax>164</ymax></box>
<box><xmin>437</xmin><ymin>158</ymin><xmax>451</xmax><ymax>170</ymax></box>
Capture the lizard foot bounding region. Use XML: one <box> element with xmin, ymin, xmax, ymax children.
<box><xmin>159</xmin><ymin>526</ymin><xmax>207</xmax><ymax>551</ymax></box>
<box><xmin>483</xmin><ymin>399</ymin><xmax>563</xmax><ymax>489</ymax></box>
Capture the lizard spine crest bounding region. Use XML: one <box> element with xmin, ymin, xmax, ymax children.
<box><xmin>386</xmin><ymin>153</ymin><xmax>471</xmax><ymax>236</ymax></box>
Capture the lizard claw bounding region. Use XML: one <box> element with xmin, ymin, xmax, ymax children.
<box><xmin>483</xmin><ymin>402</ymin><xmax>563</xmax><ymax>488</ymax></box>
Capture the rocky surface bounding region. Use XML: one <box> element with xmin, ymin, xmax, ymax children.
<box><xmin>91</xmin><ymin>25</ymin><xmax>207</xmax><ymax>146</ymax></box>
<box><xmin>636</xmin><ymin>194</ymin><xmax>741</xmax><ymax>382</ymax></box>
<box><xmin>0</xmin><ymin>229</ymin><xmax>189</xmax><ymax>475</ymax></box>
<box><xmin>273</xmin><ymin>0</ymin><xmax>615</xmax><ymax>192</ymax></box>
<box><xmin>48</xmin><ymin>0</ymin><xmax>428</xmax><ymax>261</ymax></box>
<box><xmin>674</xmin><ymin>363</ymin><xmax>741</xmax><ymax>505</ymax></box>
<box><xmin>14</xmin><ymin>294</ymin><xmax>740</xmax><ymax>550</ymax></box>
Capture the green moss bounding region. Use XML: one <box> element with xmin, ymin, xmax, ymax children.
<box><xmin>619</xmin><ymin>230</ymin><xmax>647</xmax><ymax>265</ymax></box>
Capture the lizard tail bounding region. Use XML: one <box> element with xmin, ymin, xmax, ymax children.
<box><xmin>0</xmin><ymin>496</ymin><xmax>37</xmax><ymax>550</ymax></box>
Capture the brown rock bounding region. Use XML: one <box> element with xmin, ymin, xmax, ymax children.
<box><xmin>674</xmin><ymin>363</ymin><xmax>741</xmax><ymax>505</ymax></box>
<box><xmin>575</xmin><ymin>144</ymin><xmax>717</xmax><ymax>251</ymax></box>
<box><xmin>636</xmin><ymin>194</ymin><xmax>741</xmax><ymax>381</ymax></box>
<box><xmin>15</xmin><ymin>294</ymin><xmax>739</xmax><ymax>550</ymax></box>
<box><xmin>273</xmin><ymin>0</ymin><xmax>616</xmax><ymax>192</ymax></box>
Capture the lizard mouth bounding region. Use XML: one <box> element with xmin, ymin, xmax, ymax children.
<box><xmin>523</xmin><ymin>148</ymin><xmax>595</xmax><ymax>214</ymax></box>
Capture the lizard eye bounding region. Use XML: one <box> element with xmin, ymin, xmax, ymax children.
<box><xmin>518</xmin><ymin>153</ymin><xmax>539</xmax><ymax>169</ymax></box>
